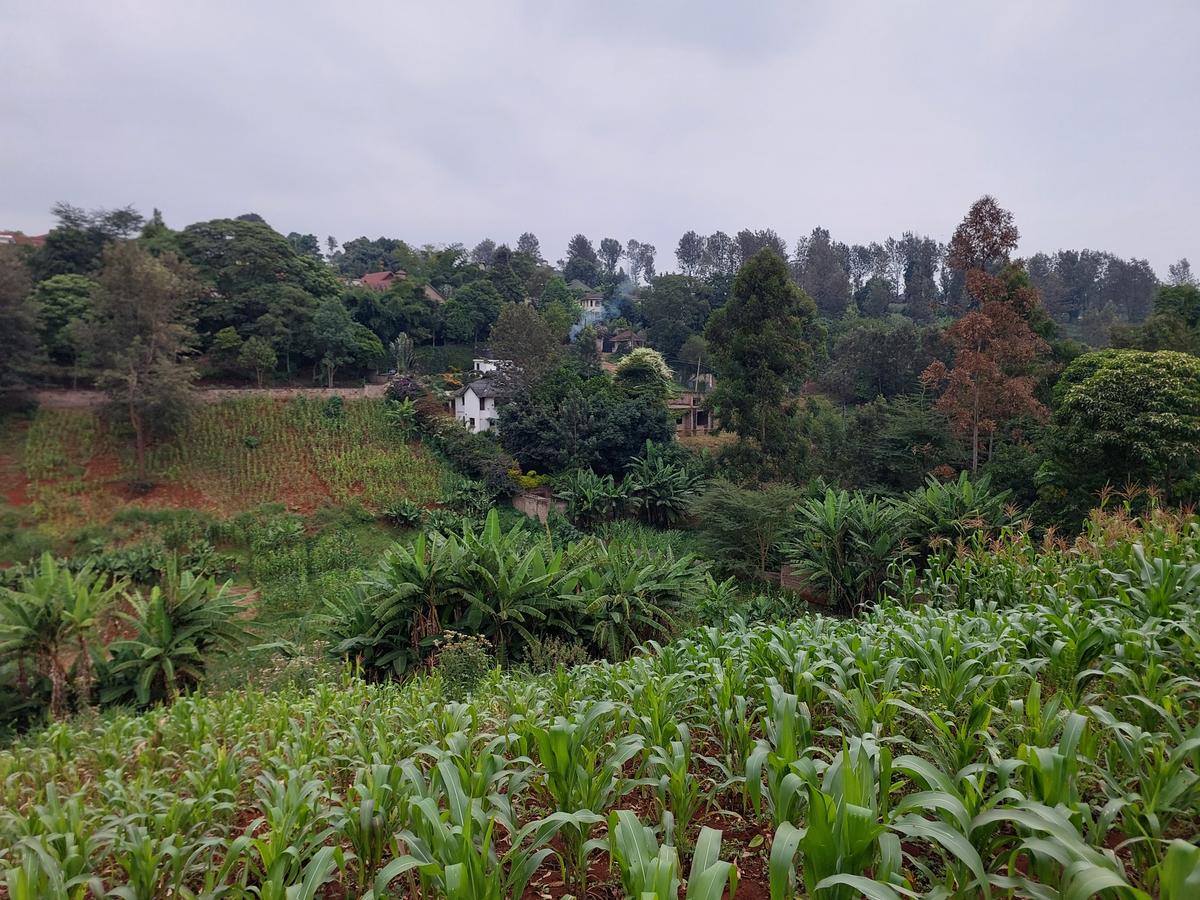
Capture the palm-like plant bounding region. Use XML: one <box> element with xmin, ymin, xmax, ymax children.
<box><xmin>453</xmin><ymin>510</ymin><xmax>575</xmax><ymax>663</ymax></box>
<box><xmin>339</xmin><ymin>531</ymin><xmax>465</xmax><ymax>676</ymax></box>
<box><xmin>0</xmin><ymin>553</ymin><xmax>125</xmax><ymax>718</ymax></box>
<box><xmin>784</xmin><ymin>490</ymin><xmax>907</xmax><ymax>613</ymax></box>
<box><xmin>103</xmin><ymin>559</ymin><xmax>248</xmax><ymax>706</ymax></box>
<box><xmin>576</xmin><ymin>544</ymin><xmax>705</xmax><ymax>659</ymax></box>
<box><xmin>901</xmin><ymin>472</ymin><xmax>1013</xmax><ymax>563</ymax></box>
<box><xmin>556</xmin><ymin>469</ymin><xmax>628</xmax><ymax>528</ymax></box>
<box><xmin>625</xmin><ymin>441</ymin><xmax>706</xmax><ymax>528</ymax></box>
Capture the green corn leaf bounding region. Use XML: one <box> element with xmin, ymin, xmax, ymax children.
<box><xmin>892</xmin><ymin>814</ymin><xmax>988</xmax><ymax>897</ymax></box>
<box><xmin>1157</xmin><ymin>840</ymin><xmax>1200</xmax><ymax>900</ymax></box>
<box><xmin>769</xmin><ymin>822</ymin><xmax>803</xmax><ymax>900</ymax></box>
<box><xmin>813</xmin><ymin>874</ymin><xmax>921</xmax><ymax>899</ymax></box>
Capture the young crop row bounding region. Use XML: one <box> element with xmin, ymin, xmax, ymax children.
<box><xmin>1</xmin><ymin>518</ymin><xmax>1198</xmax><ymax>898</ymax></box>
<box><xmin>18</xmin><ymin>399</ymin><xmax>442</xmax><ymax>522</ymax></box>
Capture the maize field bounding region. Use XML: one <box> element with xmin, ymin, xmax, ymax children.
<box><xmin>1</xmin><ymin>515</ymin><xmax>1198</xmax><ymax>898</ymax></box>
<box><xmin>16</xmin><ymin>399</ymin><xmax>442</xmax><ymax>526</ymax></box>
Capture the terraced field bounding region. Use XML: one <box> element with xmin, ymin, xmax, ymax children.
<box><xmin>6</xmin><ymin>398</ymin><xmax>442</xmax><ymax>529</ymax></box>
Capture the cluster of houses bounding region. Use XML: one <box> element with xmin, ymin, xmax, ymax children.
<box><xmin>352</xmin><ymin>270</ymin><xmax>718</xmax><ymax>440</ymax></box>
<box><xmin>450</xmin><ymin>350</ymin><xmax>716</xmax><ymax>438</ymax></box>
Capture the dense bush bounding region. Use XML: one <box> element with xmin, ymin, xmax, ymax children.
<box><xmin>523</xmin><ymin>633</ymin><xmax>593</xmax><ymax>672</ymax></box>
<box><xmin>498</xmin><ymin>361</ymin><xmax>674</xmax><ymax>476</ymax></box>
<box><xmin>325</xmin><ymin>509</ymin><xmax>711</xmax><ymax>674</ymax></box>
<box><xmin>381</xmin><ymin>497</ymin><xmax>424</xmax><ymax>528</ymax></box>
<box><xmin>691</xmin><ymin>480</ymin><xmax>805</xmax><ymax>580</ymax></box>
<box><xmin>784</xmin><ymin>489</ymin><xmax>908</xmax><ymax>612</ymax></box>
<box><xmin>424</xmin><ymin>416</ymin><xmax>517</xmax><ymax>494</ymax></box>
<box><xmin>433</xmin><ymin>631</ymin><xmax>494</xmax><ymax>700</ymax></box>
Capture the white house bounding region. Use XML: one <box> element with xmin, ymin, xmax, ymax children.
<box><xmin>472</xmin><ymin>357</ymin><xmax>504</xmax><ymax>374</ymax></box>
<box><xmin>579</xmin><ymin>290</ymin><xmax>604</xmax><ymax>323</ymax></box>
<box><xmin>451</xmin><ymin>378</ymin><xmax>511</xmax><ymax>433</ymax></box>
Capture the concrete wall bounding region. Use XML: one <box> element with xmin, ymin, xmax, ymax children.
<box><xmin>511</xmin><ymin>491</ymin><xmax>566</xmax><ymax>523</ymax></box>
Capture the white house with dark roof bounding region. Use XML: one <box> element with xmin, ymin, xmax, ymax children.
<box><xmin>451</xmin><ymin>377</ymin><xmax>512</xmax><ymax>433</ymax></box>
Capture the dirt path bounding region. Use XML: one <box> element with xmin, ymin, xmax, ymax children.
<box><xmin>34</xmin><ymin>384</ymin><xmax>389</xmax><ymax>409</ymax></box>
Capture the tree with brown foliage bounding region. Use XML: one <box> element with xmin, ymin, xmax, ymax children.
<box><xmin>948</xmin><ymin>195</ymin><xmax>1019</xmax><ymax>272</ymax></box>
<box><xmin>921</xmin><ymin>265</ymin><xmax>1049</xmax><ymax>472</ymax></box>
<box><xmin>948</xmin><ymin>195</ymin><xmax>1020</xmax><ymax>310</ymax></box>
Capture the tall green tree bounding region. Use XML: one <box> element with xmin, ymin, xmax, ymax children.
<box><xmin>441</xmin><ymin>279</ymin><xmax>502</xmax><ymax>343</ymax></box>
<box><xmin>1047</xmin><ymin>349</ymin><xmax>1200</xmax><ymax>502</ymax></box>
<box><xmin>563</xmin><ymin>234</ymin><xmax>600</xmax><ymax>285</ymax></box>
<box><xmin>312</xmin><ymin>300</ymin><xmax>382</xmax><ymax>386</ymax></box>
<box><xmin>598</xmin><ymin>238</ymin><xmax>623</xmax><ymax>276</ymax></box>
<box><xmin>176</xmin><ymin>218</ymin><xmax>339</xmax><ymax>340</ymax></box>
<box><xmin>1111</xmin><ymin>284</ymin><xmax>1200</xmax><ymax>355</ymax></box>
<box><xmin>0</xmin><ymin>246</ymin><xmax>40</xmax><ymax>408</ymax></box>
<box><xmin>31</xmin><ymin>202</ymin><xmax>144</xmax><ymax>279</ymax></box>
<box><xmin>34</xmin><ymin>274</ymin><xmax>94</xmax><ymax>366</ymax></box>
<box><xmin>488</xmin><ymin>244</ymin><xmax>525</xmax><ymax>303</ymax></box>
<box><xmin>642</xmin><ymin>275</ymin><xmax>711</xmax><ymax>358</ymax></box>
<box><xmin>704</xmin><ymin>249</ymin><xmax>820</xmax><ymax>447</ymax></box>
<box><xmin>516</xmin><ymin>232</ymin><xmax>543</xmax><ymax>261</ymax></box>
<box><xmin>84</xmin><ymin>242</ymin><xmax>198</xmax><ymax>482</ymax></box>
<box><xmin>487</xmin><ymin>303</ymin><xmax>563</xmax><ymax>387</ymax></box>
<box><xmin>795</xmin><ymin>226</ymin><xmax>851</xmax><ymax>318</ymax></box>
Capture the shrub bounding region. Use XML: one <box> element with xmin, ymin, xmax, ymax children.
<box><xmin>310</xmin><ymin>530</ymin><xmax>364</xmax><ymax>574</ymax></box>
<box><xmin>691</xmin><ymin>480</ymin><xmax>804</xmax><ymax>580</ymax></box>
<box><xmin>381</xmin><ymin>498</ymin><xmax>424</xmax><ymax>528</ymax></box>
<box><xmin>426</xmin><ymin>417</ymin><xmax>518</xmax><ymax>494</ymax></box>
<box><xmin>434</xmin><ymin>631</ymin><xmax>494</xmax><ymax>700</ymax></box>
<box><xmin>426</xmin><ymin>508</ymin><xmax>467</xmax><ymax>535</ymax></box>
<box><xmin>523</xmin><ymin>634</ymin><xmax>593</xmax><ymax>673</ymax></box>
<box><xmin>250</xmin><ymin>544</ymin><xmax>309</xmax><ymax>585</ymax></box>
<box><xmin>784</xmin><ymin>489</ymin><xmax>908</xmax><ymax>613</ymax></box>
<box><xmin>512</xmin><ymin>468</ymin><xmax>551</xmax><ymax>491</ymax></box>
<box><xmin>321</xmin><ymin>396</ymin><xmax>345</xmax><ymax>419</ymax></box>
<box><xmin>442</xmin><ymin>476</ymin><xmax>497</xmax><ymax>518</ymax></box>
<box><xmin>90</xmin><ymin>540</ymin><xmax>164</xmax><ymax>584</ymax></box>
<box><xmin>687</xmin><ymin>573</ymin><xmax>742</xmax><ymax>625</ymax></box>
<box><xmin>384</xmin><ymin>373</ymin><xmax>426</xmax><ymax>404</ymax></box>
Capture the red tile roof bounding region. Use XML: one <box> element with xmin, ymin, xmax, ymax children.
<box><xmin>0</xmin><ymin>231</ymin><xmax>47</xmax><ymax>247</ymax></box>
<box><xmin>360</xmin><ymin>270</ymin><xmax>407</xmax><ymax>290</ymax></box>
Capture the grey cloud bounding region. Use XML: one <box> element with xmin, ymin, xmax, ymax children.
<box><xmin>1</xmin><ymin>0</ymin><xmax>1196</xmax><ymax>273</ymax></box>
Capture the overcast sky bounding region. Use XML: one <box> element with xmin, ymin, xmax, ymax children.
<box><xmin>2</xmin><ymin>1</ymin><xmax>1197</xmax><ymax>274</ymax></box>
